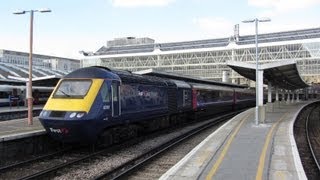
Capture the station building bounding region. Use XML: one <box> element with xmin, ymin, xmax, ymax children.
<box><xmin>0</xmin><ymin>49</ymin><xmax>80</xmax><ymax>80</ymax></box>
<box><xmin>81</xmin><ymin>26</ymin><xmax>320</xmax><ymax>89</ymax></box>
<box><xmin>0</xmin><ymin>49</ymin><xmax>80</xmax><ymax>106</ymax></box>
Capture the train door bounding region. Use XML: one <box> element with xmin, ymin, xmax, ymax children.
<box><xmin>111</xmin><ymin>81</ymin><xmax>121</xmax><ymax>117</ymax></box>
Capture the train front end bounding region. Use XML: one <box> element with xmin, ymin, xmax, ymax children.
<box><xmin>39</xmin><ymin>67</ymin><xmax>119</xmax><ymax>143</ymax></box>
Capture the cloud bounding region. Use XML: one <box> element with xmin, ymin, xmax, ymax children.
<box><xmin>110</xmin><ymin>0</ymin><xmax>175</xmax><ymax>8</ymax></box>
<box><xmin>193</xmin><ymin>17</ymin><xmax>234</xmax><ymax>38</ymax></box>
<box><xmin>248</xmin><ymin>0</ymin><xmax>320</xmax><ymax>12</ymax></box>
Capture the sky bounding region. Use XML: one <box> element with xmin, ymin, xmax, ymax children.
<box><xmin>1</xmin><ymin>0</ymin><xmax>320</xmax><ymax>59</ymax></box>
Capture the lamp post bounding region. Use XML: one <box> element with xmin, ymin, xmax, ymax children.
<box><xmin>13</xmin><ymin>8</ymin><xmax>51</xmax><ymax>125</ymax></box>
<box><xmin>242</xmin><ymin>18</ymin><xmax>271</xmax><ymax>125</ymax></box>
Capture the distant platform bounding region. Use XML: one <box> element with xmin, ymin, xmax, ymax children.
<box><xmin>0</xmin><ymin>105</ymin><xmax>44</xmax><ymax>121</ymax></box>
<box><xmin>0</xmin><ymin>105</ymin><xmax>43</xmax><ymax>114</ymax></box>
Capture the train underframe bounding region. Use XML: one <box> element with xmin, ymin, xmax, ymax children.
<box><xmin>96</xmin><ymin>111</ymin><xmax>193</xmax><ymax>147</ymax></box>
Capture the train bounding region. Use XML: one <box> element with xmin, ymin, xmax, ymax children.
<box><xmin>39</xmin><ymin>66</ymin><xmax>256</xmax><ymax>144</ymax></box>
<box><xmin>0</xmin><ymin>85</ymin><xmax>53</xmax><ymax>106</ymax></box>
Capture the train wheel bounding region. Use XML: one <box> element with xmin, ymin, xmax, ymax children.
<box><xmin>97</xmin><ymin>130</ymin><xmax>113</xmax><ymax>147</ymax></box>
<box><xmin>128</xmin><ymin>125</ymin><xmax>139</xmax><ymax>137</ymax></box>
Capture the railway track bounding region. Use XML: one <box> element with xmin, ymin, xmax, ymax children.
<box><xmin>93</xmin><ymin>111</ymin><xmax>238</xmax><ymax>180</ymax></box>
<box><xmin>0</xmin><ymin>147</ymin><xmax>72</xmax><ymax>173</ymax></box>
<box><xmin>306</xmin><ymin>104</ymin><xmax>320</xmax><ymax>174</ymax></box>
<box><xmin>0</xmin><ymin>111</ymin><xmax>241</xmax><ymax>179</ymax></box>
<box><xmin>0</xmin><ymin>138</ymin><xmax>146</xmax><ymax>180</ymax></box>
<box><xmin>0</xmin><ymin>146</ymin><xmax>93</xmax><ymax>179</ymax></box>
<box><xmin>294</xmin><ymin>102</ymin><xmax>320</xmax><ymax>179</ymax></box>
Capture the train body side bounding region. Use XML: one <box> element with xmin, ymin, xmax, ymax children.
<box><xmin>191</xmin><ymin>83</ymin><xmax>235</xmax><ymax>114</ymax></box>
<box><xmin>118</xmin><ymin>82</ymin><xmax>169</xmax><ymax>122</ymax></box>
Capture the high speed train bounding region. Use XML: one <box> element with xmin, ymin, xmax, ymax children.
<box><xmin>0</xmin><ymin>85</ymin><xmax>53</xmax><ymax>106</ymax></box>
<box><xmin>39</xmin><ymin>66</ymin><xmax>255</xmax><ymax>144</ymax></box>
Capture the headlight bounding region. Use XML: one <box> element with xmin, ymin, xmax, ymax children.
<box><xmin>69</xmin><ymin>112</ymin><xmax>77</xmax><ymax>118</ymax></box>
<box><xmin>41</xmin><ymin>110</ymin><xmax>48</xmax><ymax>117</ymax></box>
<box><xmin>76</xmin><ymin>112</ymin><xmax>85</xmax><ymax>118</ymax></box>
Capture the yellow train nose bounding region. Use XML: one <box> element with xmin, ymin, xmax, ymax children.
<box><xmin>43</xmin><ymin>79</ymin><xmax>104</xmax><ymax>113</ymax></box>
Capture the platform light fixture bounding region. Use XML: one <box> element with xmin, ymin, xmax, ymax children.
<box><xmin>13</xmin><ymin>8</ymin><xmax>51</xmax><ymax>125</ymax></box>
<box><xmin>242</xmin><ymin>18</ymin><xmax>271</xmax><ymax>125</ymax></box>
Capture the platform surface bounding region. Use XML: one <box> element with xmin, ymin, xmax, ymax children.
<box><xmin>0</xmin><ymin>117</ymin><xmax>45</xmax><ymax>142</ymax></box>
<box><xmin>160</xmin><ymin>101</ymin><xmax>311</xmax><ymax>180</ymax></box>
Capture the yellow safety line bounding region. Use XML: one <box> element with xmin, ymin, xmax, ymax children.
<box><xmin>206</xmin><ymin>112</ymin><xmax>251</xmax><ymax>180</ymax></box>
<box><xmin>255</xmin><ymin>112</ymin><xmax>288</xmax><ymax>180</ymax></box>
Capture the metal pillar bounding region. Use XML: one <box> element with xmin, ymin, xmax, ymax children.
<box><xmin>257</xmin><ymin>70</ymin><xmax>265</xmax><ymax>123</ymax></box>
<box><xmin>275</xmin><ymin>86</ymin><xmax>279</xmax><ymax>101</ymax></box>
<box><xmin>268</xmin><ymin>82</ymin><xmax>272</xmax><ymax>103</ymax></box>
<box><xmin>267</xmin><ymin>82</ymin><xmax>273</xmax><ymax>112</ymax></box>
<box><xmin>286</xmin><ymin>91</ymin><xmax>290</xmax><ymax>103</ymax></box>
<box><xmin>291</xmin><ymin>91</ymin><xmax>295</xmax><ymax>103</ymax></box>
<box><xmin>27</xmin><ymin>11</ymin><xmax>34</xmax><ymax>125</ymax></box>
<box><xmin>305</xmin><ymin>88</ymin><xmax>308</xmax><ymax>100</ymax></box>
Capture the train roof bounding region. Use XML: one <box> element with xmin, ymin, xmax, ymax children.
<box><xmin>64</xmin><ymin>66</ymin><xmax>121</xmax><ymax>80</ymax></box>
<box><xmin>65</xmin><ymin>66</ymin><xmax>172</xmax><ymax>87</ymax></box>
<box><xmin>134</xmin><ymin>68</ymin><xmax>247</xmax><ymax>88</ymax></box>
<box><xmin>190</xmin><ymin>83</ymin><xmax>234</xmax><ymax>92</ymax></box>
<box><xmin>169</xmin><ymin>79</ymin><xmax>191</xmax><ymax>89</ymax></box>
<box><xmin>110</xmin><ymin>68</ymin><xmax>171</xmax><ymax>86</ymax></box>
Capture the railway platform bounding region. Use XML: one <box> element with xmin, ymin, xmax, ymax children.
<box><xmin>0</xmin><ymin>117</ymin><xmax>45</xmax><ymax>142</ymax></box>
<box><xmin>160</xmin><ymin>101</ymin><xmax>312</xmax><ymax>180</ymax></box>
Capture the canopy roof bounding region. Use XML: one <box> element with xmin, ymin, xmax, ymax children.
<box><xmin>227</xmin><ymin>60</ymin><xmax>309</xmax><ymax>90</ymax></box>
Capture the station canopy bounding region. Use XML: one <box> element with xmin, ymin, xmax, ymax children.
<box><xmin>0</xmin><ymin>62</ymin><xmax>66</xmax><ymax>87</ymax></box>
<box><xmin>227</xmin><ymin>60</ymin><xmax>309</xmax><ymax>90</ymax></box>
<box><xmin>5</xmin><ymin>75</ymin><xmax>61</xmax><ymax>87</ymax></box>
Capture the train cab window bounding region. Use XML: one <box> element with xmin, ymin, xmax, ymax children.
<box><xmin>100</xmin><ymin>82</ymin><xmax>110</xmax><ymax>103</ymax></box>
<box><xmin>53</xmin><ymin>79</ymin><xmax>92</xmax><ymax>98</ymax></box>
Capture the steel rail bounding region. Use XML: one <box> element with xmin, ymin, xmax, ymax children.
<box><xmin>0</xmin><ymin>147</ymin><xmax>73</xmax><ymax>173</ymax></box>
<box><xmin>306</xmin><ymin>106</ymin><xmax>320</xmax><ymax>172</ymax></box>
<box><xmin>94</xmin><ymin>111</ymin><xmax>242</xmax><ymax>180</ymax></box>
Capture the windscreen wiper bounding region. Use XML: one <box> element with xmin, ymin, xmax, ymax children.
<box><xmin>58</xmin><ymin>89</ymin><xmax>71</xmax><ymax>97</ymax></box>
